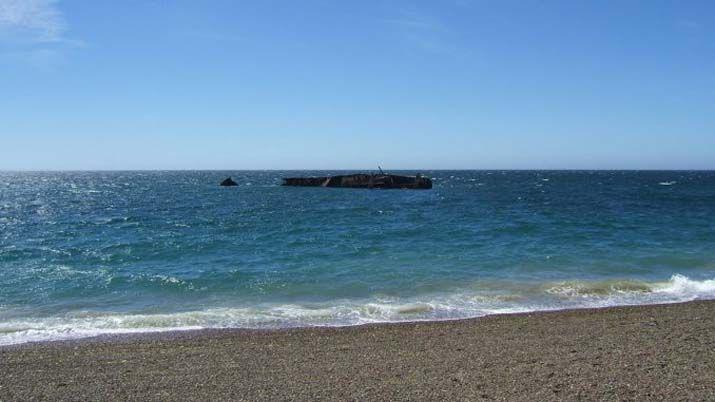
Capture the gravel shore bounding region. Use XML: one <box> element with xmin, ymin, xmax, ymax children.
<box><xmin>2</xmin><ymin>300</ymin><xmax>714</xmax><ymax>401</ymax></box>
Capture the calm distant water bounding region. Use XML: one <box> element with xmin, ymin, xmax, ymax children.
<box><xmin>1</xmin><ymin>171</ymin><xmax>714</xmax><ymax>345</ymax></box>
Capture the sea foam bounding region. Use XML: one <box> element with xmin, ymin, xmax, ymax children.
<box><xmin>2</xmin><ymin>274</ymin><xmax>714</xmax><ymax>346</ymax></box>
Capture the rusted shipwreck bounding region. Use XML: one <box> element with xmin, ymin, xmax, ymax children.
<box><xmin>282</xmin><ymin>173</ymin><xmax>432</xmax><ymax>189</ymax></box>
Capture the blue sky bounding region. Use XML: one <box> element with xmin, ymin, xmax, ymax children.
<box><xmin>1</xmin><ymin>0</ymin><xmax>713</xmax><ymax>170</ymax></box>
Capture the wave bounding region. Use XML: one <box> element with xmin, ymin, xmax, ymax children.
<box><xmin>545</xmin><ymin>274</ymin><xmax>715</xmax><ymax>298</ymax></box>
<box><xmin>545</xmin><ymin>280</ymin><xmax>651</xmax><ymax>297</ymax></box>
<box><xmin>655</xmin><ymin>274</ymin><xmax>715</xmax><ymax>294</ymax></box>
<box><xmin>1</xmin><ymin>274</ymin><xmax>714</xmax><ymax>346</ymax></box>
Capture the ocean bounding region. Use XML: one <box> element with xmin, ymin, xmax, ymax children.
<box><xmin>1</xmin><ymin>170</ymin><xmax>714</xmax><ymax>345</ymax></box>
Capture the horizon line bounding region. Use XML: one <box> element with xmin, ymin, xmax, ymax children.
<box><xmin>1</xmin><ymin>168</ymin><xmax>714</xmax><ymax>173</ymax></box>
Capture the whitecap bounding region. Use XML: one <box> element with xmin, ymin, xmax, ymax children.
<box><xmin>652</xmin><ymin>274</ymin><xmax>715</xmax><ymax>296</ymax></box>
<box><xmin>2</xmin><ymin>274</ymin><xmax>714</xmax><ymax>346</ymax></box>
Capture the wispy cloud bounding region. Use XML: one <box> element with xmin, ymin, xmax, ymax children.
<box><xmin>382</xmin><ymin>7</ymin><xmax>461</xmax><ymax>55</ymax></box>
<box><xmin>675</xmin><ymin>19</ymin><xmax>703</xmax><ymax>31</ymax></box>
<box><xmin>383</xmin><ymin>13</ymin><xmax>446</xmax><ymax>33</ymax></box>
<box><xmin>179</xmin><ymin>30</ymin><xmax>244</xmax><ymax>43</ymax></box>
<box><xmin>0</xmin><ymin>0</ymin><xmax>66</xmax><ymax>42</ymax></box>
<box><xmin>0</xmin><ymin>0</ymin><xmax>81</xmax><ymax>68</ymax></box>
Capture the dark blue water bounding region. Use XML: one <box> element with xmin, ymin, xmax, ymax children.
<box><xmin>1</xmin><ymin>171</ymin><xmax>714</xmax><ymax>344</ymax></box>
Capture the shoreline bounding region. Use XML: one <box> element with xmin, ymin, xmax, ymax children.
<box><xmin>0</xmin><ymin>299</ymin><xmax>710</xmax><ymax>350</ymax></box>
<box><xmin>2</xmin><ymin>300</ymin><xmax>714</xmax><ymax>400</ymax></box>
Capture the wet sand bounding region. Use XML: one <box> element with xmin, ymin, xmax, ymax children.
<box><xmin>2</xmin><ymin>300</ymin><xmax>714</xmax><ymax>401</ymax></box>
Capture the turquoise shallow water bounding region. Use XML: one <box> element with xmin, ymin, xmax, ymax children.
<box><xmin>1</xmin><ymin>170</ymin><xmax>714</xmax><ymax>344</ymax></box>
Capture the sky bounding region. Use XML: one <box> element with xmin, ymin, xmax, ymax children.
<box><xmin>0</xmin><ymin>0</ymin><xmax>713</xmax><ymax>170</ymax></box>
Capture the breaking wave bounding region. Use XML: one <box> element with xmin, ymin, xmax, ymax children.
<box><xmin>545</xmin><ymin>274</ymin><xmax>715</xmax><ymax>298</ymax></box>
<box><xmin>2</xmin><ymin>274</ymin><xmax>714</xmax><ymax>346</ymax></box>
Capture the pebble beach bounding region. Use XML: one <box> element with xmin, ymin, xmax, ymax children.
<box><xmin>2</xmin><ymin>300</ymin><xmax>714</xmax><ymax>401</ymax></box>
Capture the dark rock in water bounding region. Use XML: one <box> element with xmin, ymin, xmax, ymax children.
<box><xmin>220</xmin><ymin>177</ymin><xmax>238</xmax><ymax>186</ymax></box>
<box><xmin>282</xmin><ymin>173</ymin><xmax>432</xmax><ymax>190</ymax></box>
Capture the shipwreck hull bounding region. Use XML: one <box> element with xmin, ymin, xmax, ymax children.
<box><xmin>282</xmin><ymin>174</ymin><xmax>432</xmax><ymax>189</ymax></box>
